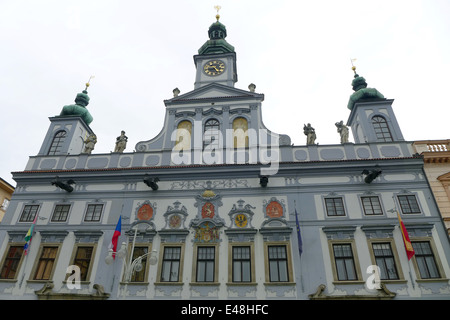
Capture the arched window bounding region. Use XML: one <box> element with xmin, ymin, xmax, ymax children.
<box><xmin>232</xmin><ymin>117</ymin><xmax>248</xmax><ymax>148</ymax></box>
<box><xmin>174</xmin><ymin>120</ymin><xmax>192</xmax><ymax>151</ymax></box>
<box><xmin>372</xmin><ymin>116</ymin><xmax>393</xmax><ymax>142</ymax></box>
<box><xmin>204</xmin><ymin>119</ymin><xmax>220</xmax><ymax>150</ymax></box>
<box><xmin>48</xmin><ymin>130</ymin><xmax>67</xmax><ymax>155</ymax></box>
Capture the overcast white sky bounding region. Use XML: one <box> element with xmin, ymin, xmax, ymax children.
<box><xmin>1</xmin><ymin>0</ymin><xmax>449</xmax><ymax>186</ymax></box>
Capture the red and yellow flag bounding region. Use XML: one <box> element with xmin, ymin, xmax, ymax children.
<box><xmin>398</xmin><ymin>213</ymin><xmax>415</xmax><ymax>260</ymax></box>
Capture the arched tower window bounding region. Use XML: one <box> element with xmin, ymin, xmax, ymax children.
<box><xmin>204</xmin><ymin>119</ymin><xmax>220</xmax><ymax>150</ymax></box>
<box><xmin>232</xmin><ymin>117</ymin><xmax>248</xmax><ymax>148</ymax></box>
<box><xmin>174</xmin><ymin>120</ymin><xmax>192</xmax><ymax>151</ymax></box>
<box><xmin>48</xmin><ymin>130</ymin><xmax>67</xmax><ymax>155</ymax></box>
<box><xmin>372</xmin><ymin>116</ymin><xmax>393</xmax><ymax>142</ymax></box>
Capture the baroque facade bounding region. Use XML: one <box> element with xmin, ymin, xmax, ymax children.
<box><xmin>1</xmin><ymin>15</ymin><xmax>449</xmax><ymax>300</ymax></box>
<box><xmin>413</xmin><ymin>140</ymin><xmax>450</xmax><ymax>236</ymax></box>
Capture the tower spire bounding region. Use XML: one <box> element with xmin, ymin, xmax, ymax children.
<box><xmin>214</xmin><ymin>5</ymin><xmax>221</xmax><ymax>21</ymax></box>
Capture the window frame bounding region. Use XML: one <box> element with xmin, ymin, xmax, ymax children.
<box><xmin>263</xmin><ymin>241</ymin><xmax>294</xmax><ymax>284</ymax></box>
<box><xmin>19</xmin><ymin>204</ymin><xmax>40</xmax><ymax>222</ymax></box>
<box><xmin>156</xmin><ymin>243</ymin><xmax>185</xmax><ymax>285</ymax></box>
<box><xmin>368</xmin><ymin>240</ymin><xmax>403</xmax><ymax>281</ymax></box>
<box><xmin>203</xmin><ymin>118</ymin><xmax>221</xmax><ymax>151</ymax></box>
<box><xmin>397</xmin><ymin>194</ymin><xmax>421</xmax><ymax>215</ymax></box>
<box><xmin>328</xmin><ymin>240</ymin><xmax>363</xmax><ymax>283</ymax></box>
<box><xmin>360</xmin><ymin>196</ymin><xmax>384</xmax><ymax>216</ymax></box>
<box><xmin>372</xmin><ymin>115</ymin><xmax>393</xmax><ymax>142</ymax></box>
<box><xmin>67</xmin><ymin>244</ymin><xmax>97</xmax><ymax>283</ymax></box>
<box><xmin>83</xmin><ymin>203</ymin><xmax>104</xmax><ymax>222</ymax></box>
<box><xmin>48</xmin><ymin>130</ymin><xmax>67</xmax><ymax>155</ymax></box>
<box><xmin>231</xmin><ymin>245</ymin><xmax>252</xmax><ymax>283</ymax></box>
<box><xmin>0</xmin><ymin>244</ymin><xmax>26</xmax><ymax>280</ymax></box>
<box><xmin>411</xmin><ymin>240</ymin><xmax>445</xmax><ymax>281</ymax></box>
<box><xmin>324</xmin><ymin>197</ymin><xmax>346</xmax><ymax>217</ymax></box>
<box><xmin>51</xmin><ymin>204</ymin><xmax>71</xmax><ymax>222</ymax></box>
<box><xmin>160</xmin><ymin>246</ymin><xmax>182</xmax><ymax>283</ymax></box>
<box><xmin>191</xmin><ymin>244</ymin><xmax>219</xmax><ymax>284</ymax></box>
<box><xmin>30</xmin><ymin>244</ymin><xmax>61</xmax><ymax>282</ymax></box>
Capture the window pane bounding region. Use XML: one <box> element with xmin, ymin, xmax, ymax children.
<box><xmin>161</xmin><ymin>247</ymin><xmax>181</xmax><ymax>282</ymax></box>
<box><xmin>362</xmin><ymin>197</ymin><xmax>383</xmax><ymax>215</ymax></box>
<box><xmin>0</xmin><ymin>246</ymin><xmax>24</xmax><ymax>279</ymax></box>
<box><xmin>20</xmin><ymin>205</ymin><xmax>39</xmax><ymax>222</ymax></box>
<box><xmin>197</xmin><ymin>247</ymin><xmax>215</xmax><ymax>282</ymax></box>
<box><xmin>412</xmin><ymin>242</ymin><xmax>440</xmax><ymax>279</ymax></box>
<box><xmin>398</xmin><ymin>195</ymin><xmax>421</xmax><ymax>214</ymax></box>
<box><xmin>333</xmin><ymin>244</ymin><xmax>357</xmax><ymax>281</ymax></box>
<box><xmin>268</xmin><ymin>246</ymin><xmax>288</xmax><ymax>282</ymax></box>
<box><xmin>34</xmin><ymin>247</ymin><xmax>58</xmax><ymax>280</ymax></box>
<box><xmin>48</xmin><ymin>131</ymin><xmax>67</xmax><ymax>155</ymax></box>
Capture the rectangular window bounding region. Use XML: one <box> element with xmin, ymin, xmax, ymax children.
<box><xmin>1</xmin><ymin>198</ymin><xmax>10</xmax><ymax>211</ymax></box>
<box><xmin>161</xmin><ymin>246</ymin><xmax>181</xmax><ymax>282</ymax></box>
<box><xmin>34</xmin><ymin>246</ymin><xmax>58</xmax><ymax>280</ymax></box>
<box><xmin>84</xmin><ymin>204</ymin><xmax>103</xmax><ymax>222</ymax></box>
<box><xmin>51</xmin><ymin>204</ymin><xmax>71</xmax><ymax>222</ymax></box>
<box><xmin>232</xmin><ymin>246</ymin><xmax>251</xmax><ymax>282</ymax></box>
<box><xmin>72</xmin><ymin>246</ymin><xmax>93</xmax><ymax>282</ymax></box>
<box><xmin>19</xmin><ymin>205</ymin><xmax>39</xmax><ymax>222</ymax></box>
<box><xmin>130</xmin><ymin>246</ymin><xmax>148</xmax><ymax>282</ymax></box>
<box><xmin>268</xmin><ymin>245</ymin><xmax>288</xmax><ymax>282</ymax></box>
<box><xmin>196</xmin><ymin>246</ymin><xmax>215</xmax><ymax>282</ymax></box>
<box><xmin>333</xmin><ymin>243</ymin><xmax>357</xmax><ymax>281</ymax></box>
<box><xmin>325</xmin><ymin>197</ymin><xmax>346</xmax><ymax>216</ymax></box>
<box><xmin>398</xmin><ymin>195</ymin><xmax>421</xmax><ymax>214</ymax></box>
<box><xmin>412</xmin><ymin>241</ymin><xmax>441</xmax><ymax>279</ymax></box>
<box><xmin>0</xmin><ymin>246</ymin><xmax>24</xmax><ymax>279</ymax></box>
<box><xmin>361</xmin><ymin>196</ymin><xmax>383</xmax><ymax>215</ymax></box>
<box><xmin>372</xmin><ymin>243</ymin><xmax>399</xmax><ymax>280</ymax></box>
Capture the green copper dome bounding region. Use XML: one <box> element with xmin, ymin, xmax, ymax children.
<box><xmin>347</xmin><ymin>72</ymin><xmax>385</xmax><ymax>110</ymax></box>
<box><xmin>198</xmin><ymin>18</ymin><xmax>235</xmax><ymax>55</ymax></box>
<box><xmin>59</xmin><ymin>89</ymin><xmax>93</xmax><ymax>125</ymax></box>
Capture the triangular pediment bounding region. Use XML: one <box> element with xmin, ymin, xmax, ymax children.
<box><xmin>164</xmin><ymin>83</ymin><xmax>264</xmax><ymax>106</ymax></box>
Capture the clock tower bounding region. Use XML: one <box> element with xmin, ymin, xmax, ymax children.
<box><xmin>193</xmin><ymin>12</ymin><xmax>237</xmax><ymax>89</ymax></box>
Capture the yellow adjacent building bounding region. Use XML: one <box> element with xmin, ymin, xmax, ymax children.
<box><xmin>413</xmin><ymin>140</ymin><xmax>450</xmax><ymax>235</ymax></box>
<box><xmin>0</xmin><ymin>178</ymin><xmax>14</xmax><ymax>223</ymax></box>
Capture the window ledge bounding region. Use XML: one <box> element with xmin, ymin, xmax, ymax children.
<box><xmin>154</xmin><ymin>282</ymin><xmax>183</xmax><ymax>286</ymax></box>
<box><xmin>263</xmin><ymin>282</ymin><xmax>296</xmax><ymax>286</ymax></box>
<box><xmin>332</xmin><ymin>280</ymin><xmax>366</xmax><ymax>285</ymax></box>
<box><xmin>226</xmin><ymin>282</ymin><xmax>257</xmax><ymax>286</ymax></box>
<box><xmin>189</xmin><ymin>282</ymin><xmax>220</xmax><ymax>286</ymax></box>
<box><xmin>416</xmin><ymin>278</ymin><xmax>449</xmax><ymax>283</ymax></box>
<box><xmin>120</xmin><ymin>281</ymin><xmax>149</xmax><ymax>285</ymax></box>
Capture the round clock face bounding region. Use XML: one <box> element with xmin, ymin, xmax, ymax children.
<box><xmin>203</xmin><ymin>60</ymin><xmax>225</xmax><ymax>76</ymax></box>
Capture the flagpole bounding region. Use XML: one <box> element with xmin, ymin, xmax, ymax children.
<box><xmin>294</xmin><ymin>200</ymin><xmax>305</xmax><ymax>293</ymax></box>
<box><xmin>393</xmin><ymin>198</ymin><xmax>416</xmax><ymax>290</ymax></box>
<box><xmin>19</xmin><ymin>211</ymin><xmax>40</xmax><ymax>288</ymax></box>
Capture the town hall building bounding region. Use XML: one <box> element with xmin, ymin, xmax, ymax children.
<box><xmin>0</xmin><ymin>13</ymin><xmax>449</xmax><ymax>300</ymax></box>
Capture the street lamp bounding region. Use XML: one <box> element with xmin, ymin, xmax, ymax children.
<box><xmin>105</xmin><ymin>221</ymin><xmax>157</xmax><ymax>282</ymax></box>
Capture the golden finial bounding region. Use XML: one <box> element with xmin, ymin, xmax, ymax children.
<box><xmin>214</xmin><ymin>5</ymin><xmax>221</xmax><ymax>21</ymax></box>
<box><xmin>85</xmin><ymin>75</ymin><xmax>95</xmax><ymax>90</ymax></box>
<box><xmin>350</xmin><ymin>58</ymin><xmax>357</xmax><ymax>75</ymax></box>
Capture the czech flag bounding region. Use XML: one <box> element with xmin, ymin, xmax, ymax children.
<box><xmin>398</xmin><ymin>213</ymin><xmax>415</xmax><ymax>260</ymax></box>
<box><xmin>109</xmin><ymin>216</ymin><xmax>121</xmax><ymax>259</ymax></box>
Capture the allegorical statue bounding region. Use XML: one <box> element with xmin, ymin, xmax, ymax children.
<box><xmin>114</xmin><ymin>130</ymin><xmax>128</xmax><ymax>153</ymax></box>
<box><xmin>82</xmin><ymin>133</ymin><xmax>97</xmax><ymax>154</ymax></box>
<box><xmin>335</xmin><ymin>120</ymin><xmax>349</xmax><ymax>144</ymax></box>
<box><xmin>303</xmin><ymin>123</ymin><xmax>316</xmax><ymax>145</ymax></box>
